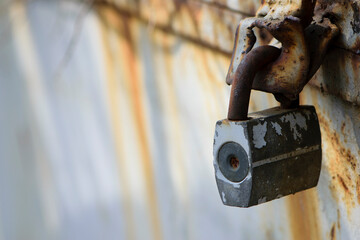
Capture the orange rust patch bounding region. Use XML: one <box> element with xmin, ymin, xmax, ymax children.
<box><xmin>221</xmin><ymin>120</ymin><xmax>230</xmax><ymax>126</ymax></box>
<box><xmin>286</xmin><ymin>190</ymin><xmax>321</xmax><ymax>240</ymax></box>
<box><xmin>341</xmin><ymin>122</ymin><xmax>345</xmax><ymax>134</ymax></box>
<box><xmin>337</xmin><ymin>175</ymin><xmax>349</xmax><ymax>192</ymax></box>
<box><xmin>120</xmin><ymin>18</ymin><xmax>163</xmax><ymax>240</ymax></box>
<box><xmin>317</xmin><ymin>112</ymin><xmax>358</xmax><ymax>214</ymax></box>
<box><xmin>98</xmin><ymin>8</ymin><xmax>163</xmax><ymax>239</ymax></box>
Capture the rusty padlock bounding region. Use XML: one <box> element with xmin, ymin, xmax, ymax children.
<box><xmin>213</xmin><ymin>46</ymin><xmax>322</xmax><ymax>207</ymax></box>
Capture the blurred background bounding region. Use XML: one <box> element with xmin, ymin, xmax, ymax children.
<box><xmin>0</xmin><ymin>0</ymin><xmax>360</xmax><ymax>239</ymax></box>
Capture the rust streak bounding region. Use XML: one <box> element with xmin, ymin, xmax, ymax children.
<box><xmin>94</xmin><ymin>0</ymin><xmax>233</xmax><ymax>57</ymax></box>
<box><xmin>287</xmin><ymin>190</ymin><xmax>322</xmax><ymax>240</ymax></box>
<box><xmin>190</xmin><ymin>0</ymin><xmax>254</xmax><ymax>16</ymax></box>
<box><xmin>93</xmin><ymin>0</ymin><xmax>360</xmax><ymax>66</ymax></box>
<box><xmin>357</xmin><ymin>177</ymin><xmax>360</xmax><ymax>204</ymax></box>
<box><xmin>317</xmin><ymin>112</ymin><xmax>357</xmax><ymax>212</ymax></box>
<box><xmin>306</xmin><ymin>87</ymin><xmax>360</xmax><ymax>217</ymax></box>
<box><xmin>337</xmin><ymin>175</ymin><xmax>349</xmax><ymax>192</ymax></box>
<box><xmin>119</xmin><ymin>15</ymin><xmax>163</xmax><ymax>240</ymax></box>
<box><xmin>98</xmin><ymin>9</ymin><xmax>136</xmax><ymax>240</ymax></box>
<box><xmin>160</xmin><ymin>32</ymin><xmax>193</xmax><ymax>238</ymax></box>
<box><xmin>330</xmin><ymin>224</ymin><xmax>336</xmax><ymax>240</ymax></box>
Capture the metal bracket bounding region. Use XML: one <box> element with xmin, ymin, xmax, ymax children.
<box><xmin>226</xmin><ymin>0</ymin><xmax>340</xmax><ymax>102</ymax></box>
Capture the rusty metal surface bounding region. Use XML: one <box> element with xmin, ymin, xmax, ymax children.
<box><xmin>256</xmin><ymin>0</ymin><xmax>316</xmax><ymax>27</ymax></box>
<box><xmin>299</xmin><ymin>86</ymin><xmax>360</xmax><ymax>240</ymax></box>
<box><xmin>250</xmin><ymin>16</ymin><xmax>310</xmax><ymax>100</ymax></box>
<box><xmin>305</xmin><ymin>18</ymin><xmax>340</xmax><ymax>80</ymax></box>
<box><xmin>228</xmin><ymin>45</ymin><xmax>280</xmax><ymax>120</ymax></box>
<box><xmin>314</xmin><ymin>0</ymin><xmax>360</xmax><ymax>54</ymax></box>
<box><xmin>309</xmin><ymin>48</ymin><xmax>360</xmax><ymax>105</ymax></box>
<box><xmin>0</xmin><ymin>0</ymin><xmax>359</xmax><ymax>240</ymax></box>
<box><xmin>226</xmin><ymin>0</ymin><xmax>316</xmax><ymax>86</ymax></box>
<box><xmin>226</xmin><ymin>0</ymin><xmax>343</xmax><ymax>103</ymax></box>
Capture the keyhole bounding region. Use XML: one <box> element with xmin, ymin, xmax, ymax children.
<box><xmin>218</xmin><ymin>142</ymin><xmax>248</xmax><ymax>182</ymax></box>
<box><xmin>229</xmin><ymin>156</ymin><xmax>239</xmax><ymax>170</ymax></box>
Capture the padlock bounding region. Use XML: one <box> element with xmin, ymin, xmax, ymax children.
<box><xmin>213</xmin><ymin>46</ymin><xmax>322</xmax><ymax>207</ymax></box>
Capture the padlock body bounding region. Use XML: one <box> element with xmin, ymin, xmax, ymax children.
<box><xmin>213</xmin><ymin>106</ymin><xmax>321</xmax><ymax>207</ymax></box>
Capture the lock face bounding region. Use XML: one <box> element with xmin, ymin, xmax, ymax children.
<box><xmin>213</xmin><ymin>106</ymin><xmax>322</xmax><ymax>207</ymax></box>
<box><xmin>218</xmin><ymin>142</ymin><xmax>249</xmax><ymax>182</ymax></box>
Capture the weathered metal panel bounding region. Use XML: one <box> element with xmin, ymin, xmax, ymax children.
<box><xmin>0</xmin><ymin>0</ymin><xmax>359</xmax><ymax>240</ymax></box>
<box><xmin>300</xmin><ymin>86</ymin><xmax>360</xmax><ymax>240</ymax></box>
<box><xmin>315</xmin><ymin>0</ymin><xmax>360</xmax><ymax>54</ymax></box>
<box><xmin>309</xmin><ymin>48</ymin><xmax>360</xmax><ymax>105</ymax></box>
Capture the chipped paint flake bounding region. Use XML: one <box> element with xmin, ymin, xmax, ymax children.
<box><xmin>258</xmin><ymin>196</ymin><xmax>267</xmax><ymax>204</ymax></box>
<box><xmin>303</xmin><ymin>109</ymin><xmax>312</xmax><ymax>119</ymax></box>
<box><xmin>253</xmin><ymin>122</ymin><xmax>267</xmax><ymax>149</ymax></box>
<box><xmin>271</xmin><ymin>122</ymin><xmax>282</xmax><ymax>135</ymax></box>
<box><xmin>222</xmin><ymin>192</ymin><xmax>227</xmax><ymax>203</ymax></box>
<box><xmin>215</xmin><ymin>168</ymin><xmax>242</xmax><ymax>189</ymax></box>
<box><xmin>280</xmin><ymin>113</ymin><xmax>308</xmax><ymax>140</ymax></box>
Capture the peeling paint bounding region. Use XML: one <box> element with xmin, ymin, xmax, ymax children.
<box><xmin>252</xmin><ymin>122</ymin><xmax>267</xmax><ymax>149</ymax></box>
<box><xmin>222</xmin><ymin>192</ymin><xmax>227</xmax><ymax>203</ymax></box>
<box><xmin>271</xmin><ymin>122</ymin><xmax>282</xmax><ymax>135</ymax></box>
<box><xmin>258</xmin><ymin>196</ymin><xmax>267</xmax><ymax>204</ymax></box>
<box><xmin>280</xmin><ymin>113</ymin><xmax>308</xmax><ymax>141</ymax></box>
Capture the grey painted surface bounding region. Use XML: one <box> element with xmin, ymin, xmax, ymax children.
<box><xmin>0</xmin><ymin>1</ymin><xmax>359</xmax><ymax>240</ymax></box>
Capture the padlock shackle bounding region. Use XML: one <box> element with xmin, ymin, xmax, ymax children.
<box><xmin>228</xmin><ymin>45</ymin><xmax>281</xmax><ymax>120</ymax></box>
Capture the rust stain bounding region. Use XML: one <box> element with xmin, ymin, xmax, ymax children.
<box><xmin>341</xmin><ymin>122</ymin><xmax>345</xmax><ymax>134</ymax></box>
<box><xmin>315</xmin><ymin>110</ymin><xmax>358</xmax><ymax>215</ymax></box>
<box><xmin>98</xmin><ymin>8</ymin><xmax>136</xmax><ymax>240</ymax></box>
<box><xmin>357</xmin><ymin>176</ymin><xmax>360</xmax><ymax>204</ymax></box>
<box><xmin>265</xmin><ymin>228</ymin><xmax>275</xmax><ymax>240</ymax></box>
<box><xmin>315</xmin><ymin>0</ymin><xmax>360</xmax><ymax>54</ymax></box>
<box><xmin>337</xmin><ymin>174</ymin><xmax>349</xmax><ymax>192</ymax></box>
<box><xmin>351</xmin><ymin>53</ymin><xmax>360</xmax><ymax>82</ymax></box>
<box><xmin>99</xmin><ymin>7</ymin><xmax>163</xmax><ymax>240</ymax></box>
<box><xmin>157</xmin><ymin>29</ymin><xmax>194</xmax><ymax>237</ymax></box>
<box><xmin>119</xmin><ymin>16</ymin><xmax>163</xmax><ymax>240</ymax></box>
<box><xmin>341</xmin><ymin>122</ymin><xmax>348</xmax><ymax>143</ymax></box>
<box><xmin>330</xmin><ymin>224</ymin><xmax>336</xmax><ymax>240</ymax></box>
<box><xmin>94</xmin><ymin>0</ymin><xmax>233</xmax><ymax>57</ymax></box>
<box><xmin>286</xmin><ymin>189</ymin><xmax>321</xmax><ymax>240</ymax></box>
<box><xmin>93</xmin><ymin>0</ymin><xmax>360</xmax><ymax>236</ymax></box>
<box><xmin>192</xmin><ymin>0</ymin><xmax>254</xmax><ymax>16</ymax></box>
